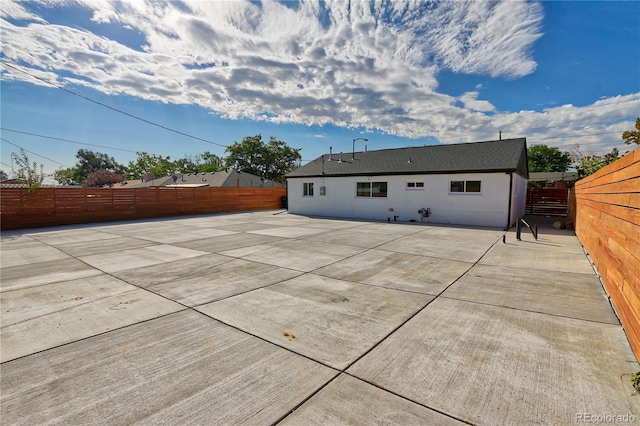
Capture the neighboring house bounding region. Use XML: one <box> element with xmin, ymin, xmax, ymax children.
<box><xmin>285</xmin><ymin>138</ymin><xmax>529</xmax><ymax>229</ymax></box>
<box><xmin>116</xmin><ymin>169</ymin><xmax>282</xmax><ymax>188</ymax></box>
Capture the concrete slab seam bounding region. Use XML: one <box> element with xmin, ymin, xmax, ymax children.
<box><xmin>438</xmin><ymin>295</ymin><xmax>622</xmax><ymax>327</ymax></box>
<box><xmin>332</xmin><ymin>233</ymin><xmax>506</xmax><ymax>373</ymax></box>
<box><xmin>0</xmin><ymin>308</ymin><xmax>190</xmax><ymax>365</ymax></box>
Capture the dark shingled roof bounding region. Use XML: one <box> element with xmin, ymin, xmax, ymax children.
<box><xmin>286</xmin><ymin>138</ymin><xmax>528</xmax><ymax>179</ymax></box>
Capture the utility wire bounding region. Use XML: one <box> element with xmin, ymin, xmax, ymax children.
<box><xmin>1</xmin><ymin>138</ymin><xmax>68</xmax><ymax>167</ymax></box>
<box><xmin>1</xmin><ymin>61</ymin><xmax>228</xmax><ymax>149</ymax></box>
<box><xmin>1</xmin><ymin>128</ymin><xmax>138</xmax><ymax>153</ymax></box>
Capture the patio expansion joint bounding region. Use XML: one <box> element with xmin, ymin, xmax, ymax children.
<box><xmin>338</xmin><ymin>373</ymin><xmax>476</xmax><ymax>426</ymax></box>
<box><xmin>0</xmin><ymin>309</ymin><xmax>189</xmax><ymax>365</ymax></box>
<box><xmin>3</xmin><ymin>234</ymin><xmax>206</xmax><ymax>314</ymax></box>
<box><xmin>194</xmin><ymin>308</ymin><xmax>343</xmax><ymax>373</ymax></box>
<box><xmin>438</xmin><ymin>295</ymin><xmax>622</xmax><ymax>327</ymax></box>
<box><xmin>334</xmin><ymin>233</ymin><xmax>506</xmax><ymax>371</ymax></box>
<box><xmin>270</xmin><ymin>371</ymin><xmax>343</xmax><ymax>426</ymax></box>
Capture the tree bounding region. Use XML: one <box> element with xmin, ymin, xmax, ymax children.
<box><xmin>54</xmin><ymin>149</ymin><xmax>125</xmax><ymax>185</ymax></box>
<box><xmin>527</xmin><ymin>144</ymin><xmax>572</xmax><ymax>173</ymax></box>
<box><xmin>11</xmin><ymin>148</ymin><xmax>45</xmax><ymax>192</ymax></box>
<box><xmin>573</xmin><ymin>146</ymin><xmax>620</xmax><ymax>179</ymax></box>
<box><xmin>196</xmin><ymin>151</ymin><xmax>224</xmax><ymax>172</ymax></box>
<box><xmin>53</xmin><ymin>167</ymin><xmax>79</xmax><ymax>186</ymax></box>
<box><xmin>125</xmin><ymin>152</ymin><xmax>176</xmax><ymax>180</ymax></box>
<box><xmin>225</xmin><ymin>134</ymin><xmax>301</xmax><ymax>182</ymax></box>
<box><xmin>0</xmin><ymin>170</ymin><xmax>8</xmax><ymax>180</ymax></box>
<box><xmin>82</xmin><ymin>170</ymin><xmax>125</xmax><ymax>187</ymax></box>
<box><xmin>622</xmin><ymin>117</ymin><xmax>640</xmax><ymax>145</ymax></box>
<box><xmin>175</xmin><ymin>151</ymin><xmax>224</xmax><ymax>174</ymax></box>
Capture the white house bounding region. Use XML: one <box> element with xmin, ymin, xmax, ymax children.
<box><xmin>285</xmin><ymin>138</ymin><xmax>529</xmax><ymax>229</ymax></box>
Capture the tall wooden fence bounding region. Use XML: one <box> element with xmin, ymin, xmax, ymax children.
<box><xmin>572</xmin><ymin>147</ymin><xmax>640</xmax><ymax>359</ymax></box>
<box><xmin>526</xmin><ymin>188</ymin><xmax>569</xmax><ymax>216</ymax></box>
<box><xmin>0</xmin><ymin>186</ymin><xmax>287</xmax><ymax>231</ymax></box>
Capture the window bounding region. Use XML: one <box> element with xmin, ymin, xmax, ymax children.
<box><xmin>303</xmin><ymin>182</ymin><xmax>314</xmax><ymax>196</ymax></box>
<box><xmin>357</xmin><ymin>181</ymin><xmax>388</xmax><ymax>197</ymax></box>
<box><xmin>372</xmin><ymin>181</ymin><xmax>387</xmax><ymax>197</ymax></box>
<box><xmin>466</xmin><ymin>181</ymin><xmax>481</xmax><ymax>192</ymax></box>
<box><xmin>406</xmin><ymin>181</ymin><xmax>424</xmax><ymax>189</ymax></box>
<box><xmin>357</xmin><ymin>182</ymin><xmax>370</xmax><ymax>197</ymax></box>
<box><xmin>450</xmin><ymin>180</ymin><xmax>481</xmax><ymax>193</ymax></box>
<box><xmin>450</xmin><ymin>181</ymin><xmax>465</xmax><ymax>192</ymax></box>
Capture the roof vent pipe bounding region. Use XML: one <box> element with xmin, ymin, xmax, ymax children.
<box><xmin>339</xmin><ymin>152</ymin><xmax>343</xmax><ymax>163</ymax></box>
<box><xmin>365</xmin><ymin>145</ymin><xmax>368</xmax><ymax>152</ymax></box>
<box><xmin>329</xmin><ymin>146</ymin><xmax>333</xmax><ymax>161</ymax></box>
<box><xmin>408</xmin><ymin>156</ymin><xmax>412</xmax><ymax>163</ymax></box>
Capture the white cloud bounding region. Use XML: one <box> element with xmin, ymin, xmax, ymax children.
<box><xmin>459</xmin><ymin>91</ymin><xmax>496</xmax><ymax>113</ymax></box>
<box><xmin>0</xmin><ymin>0</ymin><xmax>636</xmax><ymax>156</ymax></box>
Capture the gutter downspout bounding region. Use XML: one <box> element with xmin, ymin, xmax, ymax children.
<box><xmin>506</xmin><ymin>172</ymin><xmax>514</xmax><ymax>230</ymax></box>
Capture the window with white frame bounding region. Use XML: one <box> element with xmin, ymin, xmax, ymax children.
<box><xmin>357</xmin><ymin>181</ymin><xmax>388</xmax><ymax>197</ymax></box>
<box><xmin>450</xmin><ymin>180</ymin><xmax>481</xmax><ymax>193</ymax></box>
<box><xmin>303</xmin><ymin>182</ymin><xmax>314</xmax><ymax>196</ymax></box>
<box><xmin>406</xmin><ymin>181</ymin><xmax>425</xmax><ymax>189</ymax></box>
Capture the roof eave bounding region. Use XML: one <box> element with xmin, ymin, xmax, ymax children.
<box><xmin>286</xmin><ymin>168</ymin><xmax>520</xmax><ymax>179</ymax></box>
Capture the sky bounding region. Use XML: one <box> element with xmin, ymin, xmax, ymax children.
<box><xmin>1</xmin><ymin>0</ymin><xmax>639</xmax><ymax>183</ymax></box>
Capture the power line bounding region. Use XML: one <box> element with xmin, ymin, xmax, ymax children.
<box><xmin>1</xmin><ymin>60</ymin><xmax>228</xmax><ymax>149</ymax></box>
<box><xmin>1</xmin><ymin>138</ymin><xmax>68</xmax><ymax>167</ymax></box>
<box><xmin>1</xmin><ymin>128</ymin><xmax>138</xmax><ymax>153</ymax></box>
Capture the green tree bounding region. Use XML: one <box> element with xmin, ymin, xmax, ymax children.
<box><xmin>0</xmin><ymin>170</ymin><xmax>8</xmax><ymax>180</ymax></box>
<box><xmin>53</xmin><ymin>167</ymin><xmax>79</xmax><ymax>186</ymax></box>
<box><xmin>527</xmin><ymin>144</ymin><xmax>572</xmax><ymax>172</ymax></box>
<box><xmin>622</xmin><ymin>117</ymin><xmax>640</xmax><ymax>145</ymax></box>
<box><xmin>82</xmin><ymin>170</ymin><xmax>125</xmax><ymax>187</ymax></box>
<box><xmin>54</xmin><ymin>149</ymin><xmax>125</xmax><ymax>185</ymax></box>
<box><xmin>125</xmin><ymin>152</ymin><xmax>176</xmax><ymax>180</ymax></box>
<box><xmin>175</xmin><ymin>151</ymin><xmax>224</xmax><ymax>174</ymax></box>
<box><xmin>196</xmin><ymin>151</ymin><xmax>224</xmax><ymax>172</ymax></box>
<box><xmin>225</xmin><ymin>134</ymin><xmax>301</xmax><ymax>182</ymax></box>
<box><xmin>11</xmin><ymin>148</ymin><xmax>45</xmax><ymax>192</ymax></box>
<box><xmin>574</xmin><ymin>147</ymin><xmax>620</xmax><ymax>179</ymax></box>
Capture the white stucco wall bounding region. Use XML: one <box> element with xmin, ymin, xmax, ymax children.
<box><xmin>287</xmin><ymin>172</ymin><xmax>519</xmax><ymax>228</ymax></box>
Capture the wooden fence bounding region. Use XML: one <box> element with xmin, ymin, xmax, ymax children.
<box><xmin>0</xmin><ymin>186</ymin><xmax>287</xmax><ymax>231</ymax></box>
<box><xmin>526</xmin><ymin>188</ymin><xmax>569</xmax><ymax>216</ymax></box>
<box><xmin>572</xmin><ymin>147</ymin><xmax>640</xmax><ymax>359</ymax></box>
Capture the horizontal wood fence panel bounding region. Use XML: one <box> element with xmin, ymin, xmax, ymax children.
<box><xmin>573</xmin><ymin>147</ymin><xmax>640</xmax><ymax>360</ymax></box>
<box><xmin>1</xmin><ymin>187</ymin><xmax>287</xmax><ymax>231</ymax></box>
<box><xmin>526</xmin><ymin>188</ymin><xmax>569</xmax><ymax>216</ymax></box>
<box><xmin>579</xmin><ymin>177</ymin><xmax>640</xmax><ymax>194</ymax></box>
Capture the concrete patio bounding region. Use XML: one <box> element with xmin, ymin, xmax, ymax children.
<box><xmin>1</xmin><ymin>211</ymin><xmax>638</xmax><ymax>425</ymax></box>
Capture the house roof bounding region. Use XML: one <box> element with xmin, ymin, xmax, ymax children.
<box><xmin>286</xmin><ymin>138</ymin><xmax>528</xmax><ymax>179</ymax></box>
<box><xmin>528</xmin><ymin>171</ymin><xmax>577</xmax><ymax>182</ymax></box>
<box><xmin>115</xmin><ymin>169</ymin><xmax>282</xmax><ymax>188</ymax></box>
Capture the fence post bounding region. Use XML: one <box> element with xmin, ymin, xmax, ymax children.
<box><xmin>516</xmin><ymin>217</ymin><xmax>521</xmax><ymax>241</ymax></box>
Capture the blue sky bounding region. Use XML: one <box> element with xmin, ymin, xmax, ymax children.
<box><xmin>1</xmin><ymin>0</ymin><xmax>638</xmax><ymax>183</ymax></box>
